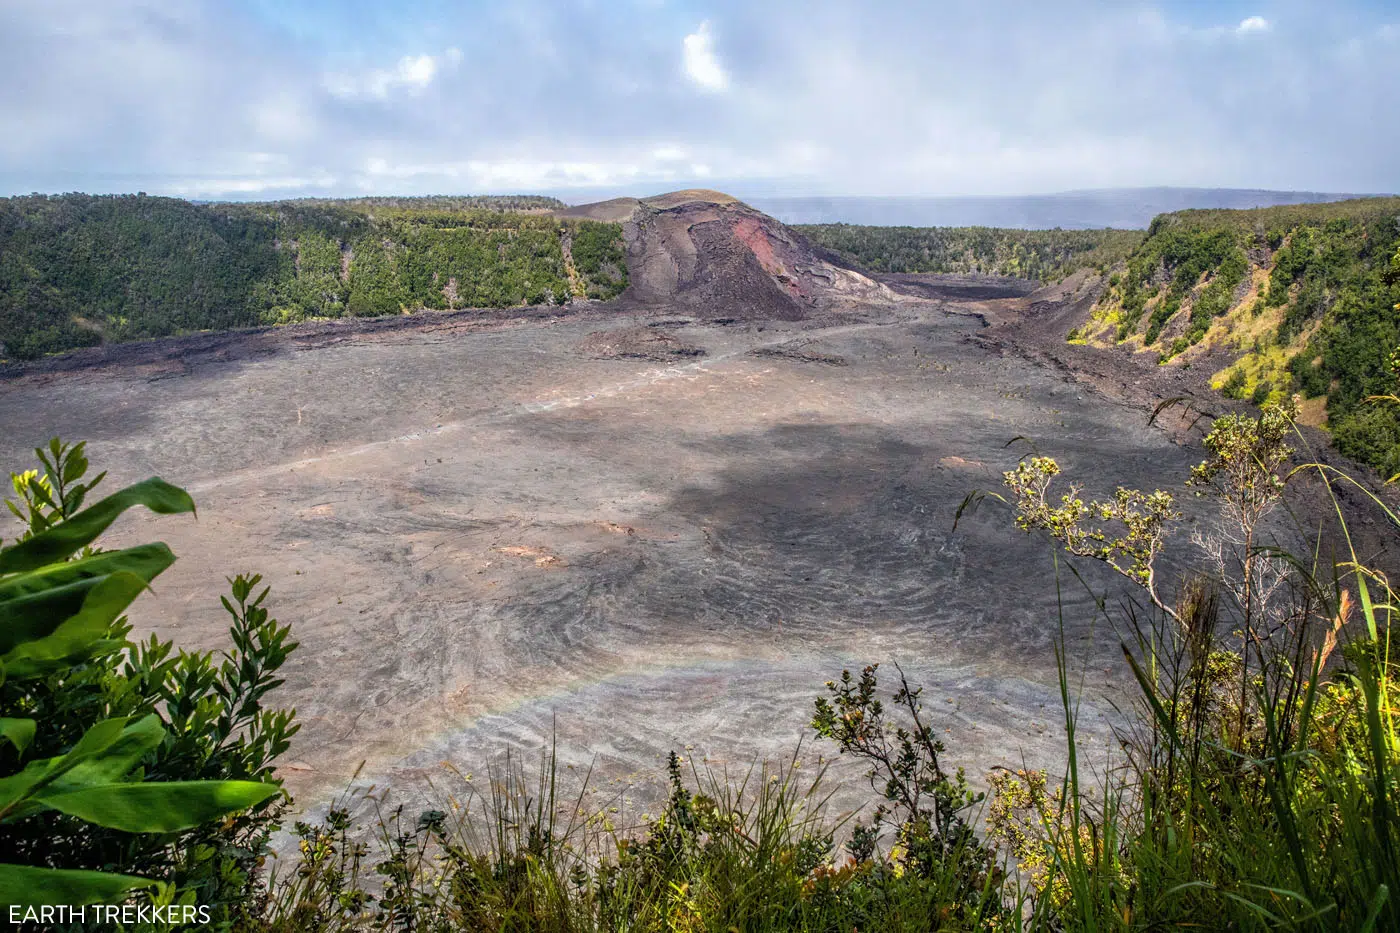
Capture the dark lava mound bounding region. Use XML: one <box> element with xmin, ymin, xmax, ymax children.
<box><xmin>559</xmin><ymin>189</ymin><xmax>892</xmax><ymax>321</ymax></box>
<box><xmin>577</xmin><ymin>326</ymin><xmax>706</xmax><ymax>362</ymax></box>
<box><xmin>751</xmin><ymin>341</ymin><xmax>848</xmax><ymax>366</ymax></box>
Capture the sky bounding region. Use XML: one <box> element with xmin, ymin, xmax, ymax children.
<box><xmin>0</xmin><ymin>0</ymin><xmax>1396</xmax><ymax>201</ymax></box>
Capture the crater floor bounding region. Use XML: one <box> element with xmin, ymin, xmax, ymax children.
<box><xmin>0</xmin><ymin>301</ymin><xmax>1202</xmax><ymax>821</ymax></box>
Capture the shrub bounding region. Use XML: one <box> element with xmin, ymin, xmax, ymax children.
<box><xmin>0</xmin><ymin>439</ymin><xmax>297</xmax><ymax>919</ymax></box>
<box><xmin>989</xmin><ymin>395</ymin><xmax>1400</xmax><ymax>928</ymax></box>
<box><xmin>1221</xmin><ymin>367</ymin><xmax>1248</xmax><ymax>400</ymax></box>
<box><xmin>1332</xmin><ymin>404</ymin><xmax>1400</xmax><ymax>481</ymax></box>
<box><xmin>811</xmin><ymin>664</ymin><xmax>1005</xmax><ymax>924</ymax></box>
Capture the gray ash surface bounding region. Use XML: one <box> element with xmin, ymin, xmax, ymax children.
<box><xmin>0</xmin><ymin>297</ymin><xmax>1198</xmax><ymax>823</ymax></box>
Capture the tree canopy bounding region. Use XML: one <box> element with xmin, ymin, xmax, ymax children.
<box><xmin>0</xmin><ymin>194</ymin><xmax>626</xmax><ymax>360</ymax></box>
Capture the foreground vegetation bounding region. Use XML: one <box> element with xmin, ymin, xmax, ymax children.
<box><xmin>0</xmin><ymin>441</ymin><xmax>294</xmax><ymax>923</ymax></box>
<box><xmin>3</xmin><ymin>375</ymin><xmax>1399</xmax><ymax>927</ymax></box>
<box><xmin>796</xmin><ymin>224</ymin><xmax>1144</xmax><ymax>283</ymax></box>
<box><xmin>1077</xmin><ymin>197</ymin><xmax>1400</xmax><ymax>479</ymax></box>
<box><xmin>0</xmin><ymin>194</ymin><xmax>627</xmax><ymax>360</ymax></box>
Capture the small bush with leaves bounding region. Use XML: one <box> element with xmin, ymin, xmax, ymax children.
<box><xmin>811</xmin><ymin>664</ymin><xmax>1005</xmax><ymax>925</ymax></box>
<box><xmin>0</xmin><ymin>439</ymin><xmax>297</xmax><ymax>918</ymax></box>
<box><xmin>1002</xmin><ymin>456</ymin><xmax>1180</xmax><ymax>615</ymax></box>
<box><xmin>986</xmin><ymin>390</ymin><xmax>1400</xmax><ymax>928</ymax></box>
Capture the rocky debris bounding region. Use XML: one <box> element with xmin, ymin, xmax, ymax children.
<box><xmin>595</xmin><ymin>521</ymin><xmax>638</xmax><ymax>536</ymax></box>
<box><xmin>577</xmin><ymin>326</ymin><xmax>706</xmax><ymax>362</ymax></box>
<box><xmin>751</xmin><ymin>342</ymin><xmax>848</xmax><ymax>366</ymax></box>
<box><xmin>493</xmin><ymin>545</ymin><xmax>564</xmax><ymax>568</ymax></box>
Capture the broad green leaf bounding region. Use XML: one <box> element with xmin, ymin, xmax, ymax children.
<box><xmin>61</xmin><ymin>444</ymin><xmax>88</xmax><ymax>484</ymax></box>
<box><xmin>0</xmin><ymin>757</ymin><xmax>71</xmax><ymax>818</ymax></box>
<box><xmin>0</xmin><ymin>863</ymin><xmax>156</xmax><ymax>909</ymax></box>
<box><xmin>39</xmin><ymin>780</ymin><xmax>281</xmax><ymax>833</ymax></box>
<box><xmin>0</xmin><ymin>578</ymin><xmax>98</xmax><ymax>656</ymax></box>
<box><xmin>0</xmin><ymin>718</ymin><xmax>35</xmax><ymax>754</ymax></box>
<box><xmin>0</xmin><ymin>542</ymin><xmax>176</xmax><ymax>603</ymax></box>
<box><xmin>1</xmin><ymin>572</ymin><xmax>153</xmax><ymax>678</ymax></box>
<box><xmin>0</xmin><ymin>478</ymin><xmax>195</xmax><ymax>574</ymax></box>
<box><xmin>0</xmin><ymin>716</ymin><xmax>155</xmax><ymax>817</ymax></box>
<box><xmin>45</xmin><ymin>715</ymin><xmax>164</xmax><ymax>794</ymax></box>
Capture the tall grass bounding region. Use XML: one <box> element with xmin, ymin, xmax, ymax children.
<box><xmin>248</xmin><ymin>744</ymin><xmax>1030</xmax><ymax>932</ymax></box>
<box><xmin>1016</xmin><ymin>414</ymin><xmax>1400</xmax><ymax>930</ymax></box>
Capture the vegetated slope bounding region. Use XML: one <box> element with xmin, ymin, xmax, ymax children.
<box><xmin>796</xmin><ymin>223</ymin><xmax>1144</xmax><ymax>282</ymax></box>
<box><xmin>1072</xmin><ymin>197</ymin><xmax>1400</xmax><ymax>477</ymax></box>
<box><xmin>593</xmin><ymin>189</ymin><xmax>893</xmax><ymax>320</ymax></box>
<box><xmin>0</xmin><ymin>193</ymin><xmax>625</xmax><ymax>360</ymax></box>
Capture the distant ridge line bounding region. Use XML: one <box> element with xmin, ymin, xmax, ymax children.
<box><xmin>748</xmin><ymin>187</ymin><xmax>1394</xmax><ymax>231</ymax></box>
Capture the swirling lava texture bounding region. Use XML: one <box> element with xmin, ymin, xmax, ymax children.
<box><xmin>0</xmin><ymin>303</ymin><xmax>1202</xmax><ymax>822</ymax></box>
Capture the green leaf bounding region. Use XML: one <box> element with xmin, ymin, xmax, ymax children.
<box><xmin>0</xmin><ymin>478</ymin><xmax>195</xmax><ymax>574</ymax></box>
<box><xmin>0</xmin><ymin>863</ymin><xmax>156</xmax><ymax>910</ymax></box>
<box><xmin>38</xmin><ymin>780</ymin><xmax>281</xmax><ymax>833</ymax></box>
<box><xmin>1360</xmin><ymin>883</ymin><xmax>1390</xmax><ymax>933</ymax></box>
<box><xmin>0</xmin><ymin>715</ymin><xmax>161</xmax><ymax>819</ymax></box>
<box><xmin>0</xmin><ymin>578</ymin><xmax>95</xmax><ymax>656</ymax></box>
<box><xmin>1122</xmin><ymin>643</ymin><xmax>1185</xmax><ymax>752</ymax></box>
<box><xmin>0</xmin><ymin>542</ymin><xmax>176</xmax><ymax>604</ymax></box>
<box><xmin>24</xmin><ymin>475</ymin><xmax>55</xmax><ymax>510</ymax></box>
<box><xmin>0</xmin><ymin>717</ymin><xmax>123</xmax><ymax>793</ymax></box>
<box><xmin>61</xmin><ymin>444</ymin><xmax>88</xmax><ymax>484</ymax></box>
<box><xmin>0</xmin><ymin>572</ymin><xmax>153</xmax><ymax>678</ymax></box>
<box><xmin>0</xmin><ymin>718</ymin><xmax>35</xmax><ymax>754</ymax></box>
<box><xmin>46</xmin><ymin>715</ymin><xmax>164</xmax><ymax>794</ymax></box>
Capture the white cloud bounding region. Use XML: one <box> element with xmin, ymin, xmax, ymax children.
<box><xmin>164</xmin><ymin>172</ymin><xmax>337</xmax><ymax>196</ymax></box>
<box><xmin>325</xmin><ymin>52</ymin><xmax>454</xmax><ymax>100</ymax></box>
<box><xmin>1237</xmin><ymin>16</ymin><xmax>1271</xmax><ymax>34</ymax></box>
<box><xmin>360</xmin><ymin>156</ymin><xmax>649</xmax><ymax>189</ymax></box>
<box><xmin>354</xmin><ymin>146</ymin><xmax>753</xmax><ymax>191</ymax></box>
<box><xmin>682</xmin><ymin>21</ymin><xmax>728</xmax><ymax>92</ymax></box>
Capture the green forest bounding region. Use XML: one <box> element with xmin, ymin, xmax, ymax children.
<box><xmin>796</xmin><ymin>223</ymin><xmax>1144</xmax><ymax>282</ymax></box>
<box><xmin>1084</xmin><ymin>197</ymin><xmax>1400</xmax><ymax>479</ymax></box>
<box><xmin>0</xmin><ymin>194</ymin><xmax>626</xmax><ymax>360</ymax></box>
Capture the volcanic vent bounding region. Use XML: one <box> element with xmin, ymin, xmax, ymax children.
<box><xmin>558</xmin><ymin>189</ymin><xmax>892</xmax><ymax>320</ymax></box>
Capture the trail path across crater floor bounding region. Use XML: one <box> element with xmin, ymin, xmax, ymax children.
<box><xmin>0</xmin><ymin>302</ymin><xmax>1204</xmax><ymax>822</ymax></box>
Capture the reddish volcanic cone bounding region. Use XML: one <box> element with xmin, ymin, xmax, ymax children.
<box><xmin>558</xmin><ymin>189</ymin><xmax>893</xmax><ymax>320</ymax></box>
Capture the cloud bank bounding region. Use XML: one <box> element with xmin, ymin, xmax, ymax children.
<box><xmin>0</xmin><ymin>0</ymin><xmax>1394</xmax><ymax>198</ymax></box>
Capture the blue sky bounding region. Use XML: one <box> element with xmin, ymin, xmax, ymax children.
<box><xmin>1</xmin><ymin>0</ymin><xmax>1396</xmax><ymax>200</ymax></box>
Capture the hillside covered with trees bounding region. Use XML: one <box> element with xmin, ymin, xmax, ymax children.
<box><xmin>796</xmin><ymin>223</ymin><xmax>1144</xmax><ymax>282</ymax></box>
<box><xmin>0</xmin><ymin>194</ymin><xmax>626</xmax><ymax>360</ymax></box>
<box><xmin>1076</xmin><ymin>197</ymin><xmax>1400</xmax><ymax>479</ymax></box>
